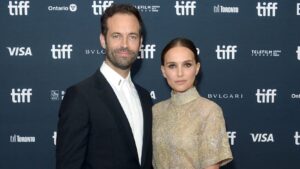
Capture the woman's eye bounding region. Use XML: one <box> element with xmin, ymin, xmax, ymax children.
<box><xmin>184</xmin><ymin>63</ymin><xmax>192</xmax><ymax>68</ymax></box>
<box><xmin>168</xmin><ymin>64</ymin><xmax>176</xmax><ymax>69</ymax></box>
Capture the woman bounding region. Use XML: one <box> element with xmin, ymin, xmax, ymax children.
<box><xmin>153</xmin><ymin>37</ymin><xmax>233</xmax><ymax>169</ymax></box>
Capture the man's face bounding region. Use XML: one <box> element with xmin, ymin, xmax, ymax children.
<box><xmin>100</xmin><ymin>13</ymin><xmax>142</xmax><ymax>72</ymax></box>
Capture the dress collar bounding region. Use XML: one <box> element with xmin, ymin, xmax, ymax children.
<box><xmin>171</xmin><ymin>87</ymin><xmax>200</xmax><ymax>106</ymax></box>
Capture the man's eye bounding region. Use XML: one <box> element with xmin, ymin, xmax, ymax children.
<box><xmin>112</xmin><ymin>34</ymin><xmax>120</xmax><ymax>39</ymax></box>
<box><xmin>129</xmin><ymin>35</ymin><xmax>138</xmax><ymax>40</ymax></box>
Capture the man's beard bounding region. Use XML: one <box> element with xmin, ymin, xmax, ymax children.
<box><xmin>106</xmin><ymin>47</ymin><xmax>138</xmax><ymax>70</ymax></box>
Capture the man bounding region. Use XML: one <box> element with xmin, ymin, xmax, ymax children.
<box><xmin>56</xmin><ymin>4</ymin><xmax>153</xmax><ymax>169</ymax></box>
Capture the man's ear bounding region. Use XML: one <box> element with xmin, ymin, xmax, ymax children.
<box><xmin>100</xmin><ymin>33</ymin><xmax>106</xmax><ymax>49</ymax></box>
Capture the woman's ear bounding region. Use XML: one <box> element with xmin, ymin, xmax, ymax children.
<box><xmin>161</xmin><ymin>65</ymin><xmax>167</xmax><ymax>78</ymax></box>
<box><xmin>195</xmin><ymin>62</ymin><xmax>201</xmax><ymax>75</ymax></box>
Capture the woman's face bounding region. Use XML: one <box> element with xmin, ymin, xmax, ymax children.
<box><xmin>161</xmin><ymin>46</ymin><xmax>200</xmax><ymax>93</ymax></box>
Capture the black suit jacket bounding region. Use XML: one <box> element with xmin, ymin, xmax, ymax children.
<box><xmin>56</xmin><ymin>70</ymin><xmax>153</xmax><ymax>169</ymax></box>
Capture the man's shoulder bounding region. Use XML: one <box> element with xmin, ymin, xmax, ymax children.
<box><xmin>67</xmin><ymin>70</ymin><xmax>104</xmax><ymax>92</ymax></box>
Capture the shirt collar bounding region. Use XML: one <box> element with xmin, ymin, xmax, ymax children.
<box><xmin>100</xmin><ymin>61</ymin><xmax>133</xmax><ymax>90</ymax></box>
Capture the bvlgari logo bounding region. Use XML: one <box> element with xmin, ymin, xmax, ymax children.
<box><xmin>207</xmin><ymin>93</ymin><xmax>244</xmax><ymax>99</ymax></box>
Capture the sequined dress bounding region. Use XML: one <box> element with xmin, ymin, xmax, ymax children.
<box><xmin>152</xmin><ymin>87</ymin><xmax>233</xmax><ymax>169</ymax></box>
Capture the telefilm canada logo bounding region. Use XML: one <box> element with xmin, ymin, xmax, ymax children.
<box><xmin>8</xmin><ymin>1</ymin><xmax>30</xmax><ymax>16</ymax></box>
<box><xmin>10</xmin><ymin>134</ymin><xmax>36</xmax><ymax>143</ymax></box>
<box><xmin>251</xmin><ymin>49</ymin><xmax>281</xmax><ymax>57</ymax></box>
<box><xmin>175</xmin><ymin>1</ymin><xmax>196</xmax><ymax>16</ymax></box>
<box><xmin>48</xmin><ymin>3</ymin><xmax>78</xmax><ymax>12</ymax></box>
<box><xmin>134</xmin><ymin>5</ymin><xmax>160</xmax><ymax>13</ymax></box>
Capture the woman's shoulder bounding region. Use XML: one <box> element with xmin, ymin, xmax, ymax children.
<box><xmin>196</xmin><ymin>96</ymin><xmax>223</xmax><ymax>114</ymax></box>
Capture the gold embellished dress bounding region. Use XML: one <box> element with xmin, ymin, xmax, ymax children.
<box><xmin>152</xmin><ymin>87</ymin><xmax>233</xmax><ymax>169</ymax></box>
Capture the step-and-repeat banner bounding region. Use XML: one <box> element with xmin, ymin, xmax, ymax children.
<box><xmin>1</xmin><ymin>0</ymin><xmax>300</xmax><ymax>169</ymax></box>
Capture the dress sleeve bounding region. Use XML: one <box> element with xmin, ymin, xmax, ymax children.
<box><xmin>198</xmin><ymin>104</ymin><xmax>233</xmax><ymax>169</ymax></box>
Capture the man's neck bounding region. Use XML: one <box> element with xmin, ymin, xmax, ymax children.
<box><xmin>104</xmin><ymin>60</ymin><xmax>130</xmax><ymax>78</ymax></box>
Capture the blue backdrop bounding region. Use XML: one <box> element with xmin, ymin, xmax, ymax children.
<box><xmin>1</xmin><ymin>0</ymin><xmax>300</xmax><ymax>169</ymax></box>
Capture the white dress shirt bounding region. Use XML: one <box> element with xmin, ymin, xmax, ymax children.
<box><xmin>100</xmin><ymin>61</ymin><xmax>144</xmax><ymax>164</ymax></box>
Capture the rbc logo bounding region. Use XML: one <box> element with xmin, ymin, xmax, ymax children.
<box><xmin>92</xmin><ymin>1</ymin><xmax>113</xmax><ymax>15</ymax></box>
<box><xmin>11</xmin><ymin>88</ymin><xmax>32</xmax><ymax>103</ymax></box>
<box><xmin>296</xmin><ymin>46</ymin><xmax>300</xmax><ymax>60</ymax></box>
<box><xmin>256</xmin><ymin>89</ymin><xmax>277</xmax><ymax>103</ymax></box>
<box><xmin>256</xmin><ymin>2</ymin><xmax>278</xmax><ymax>17</ymax></box>
<box><xmin>138</xmin><ymin>44</ymin><xmax>156</xmax><ymax>59</ymax></box>
<box><xmin>8</xmin><ymin>1</ymin><xmax>30</xmax><ymax>16</ymax></box>
<box><xmin>51</xmin><ymin>44</ymin><xmax>73</xmax><ymax>59</ymax></box>
<box><xmin>7</xmin><ymin>47</ymin><xmax>32</xmax><ymax>56</ymax></box>
<box><xmin>174</xmin><ymin>1</ymin><xmax>196</xmax><ymax>16</ymax></box>
<box><xmin>216</xmin><ymin>45</ymin><xmax>237</xmax><ymax>60</ymax></box>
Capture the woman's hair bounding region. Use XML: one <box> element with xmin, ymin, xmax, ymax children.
<box><xmin>161</xmin><ymin>37</ymin><xmax>199</xmax><ymax>65</ymax></box>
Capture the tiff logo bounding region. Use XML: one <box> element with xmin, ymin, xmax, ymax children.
<box><xmin>175</xmin><ymin>1</ymin><xmax>196</xmax><ymax>16</ymax></box>
<box><xmin>295</xmin><ymin>131</ymin><xmax>300</xmax><ymax>145</ymax></box>
<box><xmin>7</xmin><ymin>47</ymin><xmax>32</xmax><ymax>56</ymax></box>
<box><xmin>11</xmin><ymin>88</ymin><xmax>32</xmax><ymax>103</ymax></box>
<box><xmin>257</xmin><ymin>2</ymin><xmax>278</xmax><ymax>17</ymax></box>
<box><xmin>227</xmin><ymin>131</ymin><xmax>237</xmax><ymax>145</ymax></box>
<box><xmin>92</xmin><ymin>1</ymin><xmax>113</xmax><ymax>15</ymax></box>
<box><xmin>8</xmin><ymin>1</ymin><xmax>30</xmax><ymax>16</ymax></box>
<box><xmin>216</xmin><ymin>45</ymin><xmax>237</xmax><ymax>60</ymax></box>
<box><xmin>51</xmin><ymin>44</ymin><xmax>73</xmax><ymax>59</ymax></box>
<box><xmin>297</xmin><ymin>46</ymin><xmax>300</xmax><ymax>60</ymax></box>
<box><xmin>256</xmin><ymin>89</ymin><xmax>277</xmax><ymax>103</ymax></box>
<box><xmin>138</xmin><ymin>44</ymin><xmax>156</xmax><ymax>59</ymax></box>
<box><xmin>297</xmin><ymin>3</ymin><xmax>300</xmax><ymax>15</ymax></box>
<box><xmin>53</xmin><ymin>131</ymin><xmax>57</xmax><ymax>145</ymax></box>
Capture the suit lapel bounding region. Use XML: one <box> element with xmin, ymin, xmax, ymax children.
<box><xmin>94</xmin><ymin>71</ymin><xmax>139</xmax><ymax>162</ymax></box>
<box><xmin>135</xmin><ymin>85</ymin><xmax>152</xmax><ymax>168</ymax></box>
